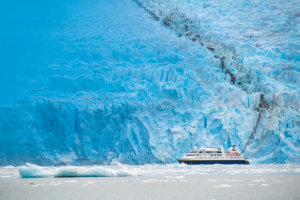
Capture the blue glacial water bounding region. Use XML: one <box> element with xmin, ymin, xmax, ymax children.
<box><xmin>0</xmin><ymin>0</ymin><xmax>299</xmax><ymax>165</ymax></box>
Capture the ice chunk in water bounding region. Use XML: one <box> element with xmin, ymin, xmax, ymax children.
<box><xmin>77</xmin><ymin>167</ymin><xmax>115</xmax><ymax>177</ymax></box>
<box><xmin>18</xmin><ymin>163</ymin><xmax>50</xmax><ymax>178</ymax></box>
<box><xmin>54</xmin><ymin>167</ymin><xmax>78</xmax><ymax>177</ymax></box>
<box><xmin>54</xmin><ymin>166</ymin><xmax>134</xmax><ymax>177</ymax></box>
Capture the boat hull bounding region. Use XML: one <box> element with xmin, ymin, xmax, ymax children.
<box><xmin>177</xmin><ymin>159</ymin><xmax>250</xmax><ymax>165</ymax></box>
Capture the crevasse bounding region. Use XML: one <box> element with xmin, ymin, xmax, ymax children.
<box><xmin>133</xmin><ymin>0</ymin><xmax>300</xmax><ymax>163</ymax></box>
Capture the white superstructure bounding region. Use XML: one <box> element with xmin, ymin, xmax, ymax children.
<box><xmin>177</xmin><ymin>145</ymin><xmax>249</xmax><ymax>164</ymax></box>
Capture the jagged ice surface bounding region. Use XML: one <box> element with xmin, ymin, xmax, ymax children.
<box><xmin>0</xmin><ymin>0</ymin><xmax>299</xmax><ymax>165</ymax></box>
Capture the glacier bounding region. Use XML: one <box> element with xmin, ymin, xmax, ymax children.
<box><xmin>0</xmin><ymin>0</ymin><xmax>299</xmax><ymax>165</ymax></box>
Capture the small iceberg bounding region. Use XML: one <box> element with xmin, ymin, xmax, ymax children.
<box><xmin>18</xmin><ymin>163</ymin><xmax>51</xmax><ymax>178</ymax></box>
<box><xmin>18</xmin><ymin>163</ymin><xmax>135</xmax><ymax>178</ymax></box>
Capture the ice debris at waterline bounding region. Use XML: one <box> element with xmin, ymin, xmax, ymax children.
<box><xmin>54</xmin><ymin>166</ymin><xmax>134</xmax><ymax>177</ymax></box>
<box><xmin>18</xmin><ymin>163</ymin><xmax>135</xmax><ymax>178</ymax></box>
<box><xmin>0</xmin><ymin>0</ymin><xmax>299</xmax><ymax>166</ymax></box>
<box><xmin>12</xmin><ymin>163</ymin><xmax>300</xmax><ymax>179</ymax></box>
<box><xmin>18</xmin><ymin>163</ymin><xmax>51</xmax><ymax>178</ymax></box>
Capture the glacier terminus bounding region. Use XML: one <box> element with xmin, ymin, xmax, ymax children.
<box><xmin>0</xmin><ymin>0</ymin><xmax>299</xmax><ymax>165</ymax></box>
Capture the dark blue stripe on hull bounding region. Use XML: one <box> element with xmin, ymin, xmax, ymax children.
<box><xmin>178</xmin><ymin>160</ymin><xmax>249</xmax><ymax>165</ymax></box>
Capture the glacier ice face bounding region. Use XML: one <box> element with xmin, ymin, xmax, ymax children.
<box><xmin>0</xmin><ymin>0</ymin><xmax>299</xmax><ymax>165</ymax></box>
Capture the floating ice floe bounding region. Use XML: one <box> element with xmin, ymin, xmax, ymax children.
<box><xmin>18</xmin><ymin>163</ymin><xmax>136</xmax><ymax>178</ymax></box>
<box><xmin>18</xmin><ymin>163</ymin><xmax>51</xmax><ymax>178</ymax></box>
<box><xmin>13</xmin><ymin>163</ymin><xmax>300</xmax><ymax>179</ymax></box>
<box><xmin>55</xmin><ymin>166</ymin><xmax>135</xmax><ymax>177</ymax></box>
<box><xmin>214</xmin><ymin>184</ymin><xmax>232</xmax><ymax>188</ymax></box>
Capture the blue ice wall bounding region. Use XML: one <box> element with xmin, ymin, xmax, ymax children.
<box><xmin>0</xmin><ymin>0</ymin><xmax>299</xmax><ymax>165</ymax></box>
